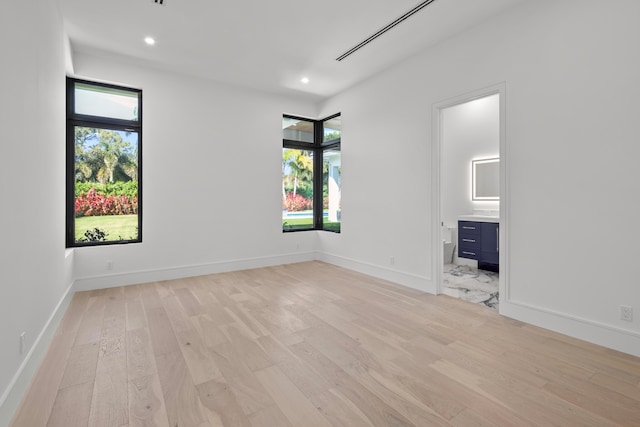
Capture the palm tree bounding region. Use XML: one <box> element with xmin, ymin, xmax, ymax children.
<box><xmin>94</xmin><ymin>130</ymin><xmax>137</xmax><ymax>184</ymax></box>
<box><xmin>282</xmin><ymin>149</ymin><xmax>312</xmax><ymax>197</ymax></box>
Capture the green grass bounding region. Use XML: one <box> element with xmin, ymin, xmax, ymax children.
<box><xmin>282</xmin><ymin>218</ymin><xmax>340</xmax><ymax>232</ymax></box>
<box><xmin>75</xmin><ymin>215</ymin><xmax>138</xmax><ymax>242</ymax></box>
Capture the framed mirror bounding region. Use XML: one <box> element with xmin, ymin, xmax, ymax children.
<box><xmin>472</xmin><ymin>157</ymin><xmax>499</xmax><ymax>201</ymax></box>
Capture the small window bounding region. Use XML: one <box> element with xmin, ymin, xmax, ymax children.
<box><xmin>282</xmin><ymin>113</ymin><xmax>340</xmax><ymax>233</ymax></box>
<box><xmin>74</xmin><ymin>82</ymin><xmax>140</xmax><ymax>121</ymax></box>
<box><xmin>66</xmin><ymin>78</ymin><xmax>142</xmax><ymax>247</ymax></box>
<box><xmin>323</xmin><ymin>115</ymin><xmax>341</xmax><ymax>144</ymax></box>
<box><xmin>282</xmin><ymin>117</ymin><xmax>315</xmax><ymax>143</ymax></box>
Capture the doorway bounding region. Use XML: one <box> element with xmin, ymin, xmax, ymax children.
<box><xmin>432</xmin><ymin>84</ymin><xmax>506</xmax><ymax>312</ymax></box>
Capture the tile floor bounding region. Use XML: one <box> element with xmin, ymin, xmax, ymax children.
<box><xmin>442</xmin><ymin>263</ymin><xmax>499</xmax><ymax>310</ymax></box>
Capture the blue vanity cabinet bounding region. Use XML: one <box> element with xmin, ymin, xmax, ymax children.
<box><xmin>480</xmin><ymin>222</ymin><xmax>499</xmax><ymax>264</ymax></box>
<box><xmin>458</xmin><ymin>220</ymin><xmax>499</xmax><ymax>268</ymax></box>
<box><xmin>458</xmin><ymin>221</ymin><xmax>481</xmax><ymax>260</ymax></box>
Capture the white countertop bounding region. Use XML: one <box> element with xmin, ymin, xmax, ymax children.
<box><xmin>458</xmin><ymin>215</ymin><xmax>499</xmax><ymax>223</ymax></box>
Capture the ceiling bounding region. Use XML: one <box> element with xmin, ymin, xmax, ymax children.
<box><xmin>58</xmin><ymin>0</ymin><xmax>526</xmax><ymax>101</ymax></box>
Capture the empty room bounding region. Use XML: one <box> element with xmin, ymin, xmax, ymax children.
<box><xmin>1</xmin><ymin>0</ymin><xmax>640</xmax><ymax>425</ymax></box>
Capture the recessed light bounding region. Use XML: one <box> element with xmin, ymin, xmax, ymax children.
<box><xmin>144</xmin><ymin>37</ymin><xmax>156</xmax><ymax>45</ymax></box>
<box><xmin>301</xmin><ymin>77</ymin><xmax>310</xmax><ymax>84</ymax></box>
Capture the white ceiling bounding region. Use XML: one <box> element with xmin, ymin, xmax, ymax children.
<box><xmin>58</xmin><ymin>0</ymin><xmax>526</xmax><ymax>101</ymax></box>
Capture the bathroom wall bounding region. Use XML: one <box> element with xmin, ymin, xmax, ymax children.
<box><xmin>442</xmin><ymin>93</ymin><xmax>500</xmax><ymax>229</ymax></box>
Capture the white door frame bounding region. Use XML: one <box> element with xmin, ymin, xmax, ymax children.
<box><xmin>431</xmin><ymin>83</ymin><xmax>508</xmax><ymax>312</ymax></box>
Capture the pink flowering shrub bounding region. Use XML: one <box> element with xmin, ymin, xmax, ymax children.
<box><xmin>75</xmin><ymin>188</ymin><xmax>138</xmax><ymax>217</ymax></box>
<box><xmin>283</xmin><ymin>193</ymin><xmax>312</xmax><ymax>211</ymax></box>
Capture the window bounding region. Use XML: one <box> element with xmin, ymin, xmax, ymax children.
<box><xmin>66</xmin><ymin>78</ymin><xmax>142</xmax><ymax>247</ymax></box>
<box><xmin>282</xmin><ymin>113</ymin><xmax>340</xmax><ymax>232</ymax></box>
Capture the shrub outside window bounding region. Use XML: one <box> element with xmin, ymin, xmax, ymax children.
<box><xmin>66</xmin><ymin>78</ymin><xmax>142</xmax><ymax>247</ymax></box>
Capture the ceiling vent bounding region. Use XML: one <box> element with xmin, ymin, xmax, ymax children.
<box><xmin>336</xmin><ymin>0</ymin><xmax>437</xmax><ymax>61</ymax></box>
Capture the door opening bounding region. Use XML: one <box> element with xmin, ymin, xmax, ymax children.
<box><xmin>432</xmin><ymin>84</ymin><xmax>506</xmax><ymax>312</ymax></box>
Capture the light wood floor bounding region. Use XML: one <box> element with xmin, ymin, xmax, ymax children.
<box><xmin>10</xmin><ymin>261</ymin><xmax>640</xmax><ymax>426</ymax></box>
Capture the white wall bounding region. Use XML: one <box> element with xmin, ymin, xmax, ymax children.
<box><xmin>0</xmin><ymin>1</ymin><xmax>71</xmax><ymax>424</ymax></box>
<box><xmin>442</xmin><ymin>94</ymin><xmax>499</xmax><ymax>228</ymax></box>
<box><xmin>319</xmin><ymin>0</ymin><xmax>640</xmax><ymax>355</ymax></box>
<box><xmin>71</xmin><ymin>52</ymin><xmax>320</xmax><ymax>289</ymax></box>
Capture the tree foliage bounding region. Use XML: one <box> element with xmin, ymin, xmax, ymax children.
<box><xmin>75</xmin><ymin>127</ymin><xmax>138</xmax><ymax>184</ymax></box>
<box><xmin>282</xmin><ymin>149</ymin><xmax>313</xmax><ymax>199</ymax></box>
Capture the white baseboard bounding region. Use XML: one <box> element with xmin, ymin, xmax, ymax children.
<box><xmin>74</xmin><ymin>251</ymin><xmax>317</xmax><ymax>291</ymax></box>
<box><xmin>0</xmin><ymin>282</ymin><xmax>75</xmax><ymax>427</ymax></box>
<box><xmin>317</xmin><ymin>251</ymin><xmax>435</xmax><ymax>294</ymax></box>
<box><xmin>501</xmin><ymin>298</ymin><xmax>640</xmax><ymax>358</ymax></box>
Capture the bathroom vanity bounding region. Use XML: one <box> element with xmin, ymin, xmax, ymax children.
<box><xmin>458</xmin><ymin>216</ymin><xmax>499</xmax><ymax>272</ymax></box>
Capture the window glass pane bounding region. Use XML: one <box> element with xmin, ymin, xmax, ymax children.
<box><xmin>74</xmin><ymin>126</ymin><xmax>140</xmax><ymax>243</ymax></box>
<box><xmin>75</xmin><ymin>82</ymin><xmax>140</xmax><ymax>121</ymax></box>
<box><xmin>323</xmin><ymin>148</ymin><xmax>341</xmax><ymax>232</ymax></box>
<box><xmin>282</xmin><ymin>148</ymin><xmax>314</xmax><ymax>231</ymax></box>
<box><xmin>323</xmin><ymin>116</ymin><xmax>341</xmax><ymax>143</ymax></box>
<box><xmin>282</xmin><ymin>117</ymin><xmax>314</xmax><ymax>143</ymax></box>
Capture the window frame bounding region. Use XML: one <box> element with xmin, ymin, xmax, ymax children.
<box><xmin>66</xmin><ymin>77</ymin><xmax>143</xmax><ymax>247</ymax></box>
<box><xmin>283</xmin><ymin>112</ymin><xmax>340</xmax><ymax>233</ymax></box>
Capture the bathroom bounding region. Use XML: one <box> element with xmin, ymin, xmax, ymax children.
<box><xmin>440</xmin><ymin>93</ymin><xmax>500</xmax><ymax>309</ymax></box>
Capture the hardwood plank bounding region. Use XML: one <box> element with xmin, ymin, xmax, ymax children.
<box><xmin>155</xmin><ymin>350</ymin><xmax>209</xmax><ymax>427</ymax></box>
<box><xmin>59</xmin><ymin>341</ymin><xmax>99</xmax><ymax>389</ymax></box>
<box><xmin>89</xmin><ymin>337</ymin><xmax>128</xmax><ymax>427</ymax></box>
<box><xmin>128</xmin><ymin>374</ymin><xmax>170</xmax><ymax>427</ymax></box>
<box><xmin>248</xmin><ymin>405</ymin><xmax>294</xmax><ymax>427</ymax></box>
<box><xmin>219</xmin><ymin>324</ymin><xmax>273</xmax><ymax>372</ymax></box>
<box><xmin>543</xmin><ymin>378</ymin><xmax>640</xmax><ymax>425</ymax></box>
<box><xmin>388</xmin><ymin>357</ymin><xmax>531</xmax><ymax>426</ymax></box>
<box><xmin>287</xmin><ymin>340</ymin><xmax>416</xmax><ymax>426</ymax></box>
<box><xmin>174</xmin><ymin>287</ymin><xmax>204</xmax><ymax>317</ymax></box>
<box><xmin>73</xmin><ymin>295</ymin><xmax>106</xmax><ymax>346</ymax></box>
<box><xmin>196</xmin><ymin>378</ymin><xmax>252</xmax><ymax>427</ymax></box>
<box><xmin>175</xmin><ymin>327</ymin><xmax>222</xmax><ymax>385</ymax></box>
<box><xmin>126</xmin><ymin>328</ymin><xmax>156</xmax><ymax>381</ymax></box>
<box><xmin>448</xmin><ymin>407</ymin><xmax>499</xmax><ymax>427</ymax></box>
<box><xmin>163</xmin><ymin>295</ymin><xmax>194</xmax><ymax>332</ymax></box>
<box><xmin>145</xmin><ymin>307</ymin><xmax>179</xmax><ymax>356</ymax></box>
<box><xmin>47</xmin><ymin>381</ymin><xmax>94</xmax><ymax>427</ymax></box>
<box><xmin>209</xmin><ymin>342</ymin><xmax>275</xmax><ymax>416</ymax></box>
<box><xmin>126</xmin><ymin>300</ymin><xmax>147</xmax><ymax>331</ymax></box>
<box><xmin>191</xmin><ymin>314</ymin><xmax>228</xmax><ymax>348</ymax></box>
<box><xmin>343</xmin><ymin>359</ymin><xmax>451</xmax><ymax>426</ymax></box>
<box><xmin>308</xmin><ymin>389</ymin><xmax>376</xmax><ymax>427</ymax></box>
<box><xmin>254</xmin><ymin>365</ymin><xmax>334</xmax><ymax>427</ymax></box>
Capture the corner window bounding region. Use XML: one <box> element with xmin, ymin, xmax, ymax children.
<box><xmin>66</xmin><ymin>78</ymin><xmax>142</xmax><ymax>247</ymax></box>
<box><xmin>282</xmin><ymin>113</ymin><xmax>340</xmax><ymax>233</ymax></box>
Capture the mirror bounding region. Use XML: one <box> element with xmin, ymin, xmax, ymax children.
<box><xmin>472</xmin><ymin>158</ymin><xmax>499</xmax><ymax>200</ymax></box>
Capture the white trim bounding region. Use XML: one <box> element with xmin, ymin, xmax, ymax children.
<box><xmin>0</xmin><ymin>282</ymin><xmax>75</xmax><ymax>424</ymax></box>
<box><xmin>73</xmin><ymin>252</ymin><xmax>316</xmax><ymax>291</ymax></box>
<box><xmin>317</xmin><ymin>251</ymin><xmax>435</xmax><ymax>293</ymax></box>
<box><xmin>431</xmin><ymin>83</ymin><xmax>508</xmax><ymax>312</ymax></box>
<box><xmin>501</xmin><ymin>299</ymin><xmax>640</xmax><ymax>357</ymax></box>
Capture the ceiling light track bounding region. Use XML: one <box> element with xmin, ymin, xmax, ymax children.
<box><xmin>336</xmin><ymin>0</ymin><xmax>437</xmax><ymax>61</ymax></box>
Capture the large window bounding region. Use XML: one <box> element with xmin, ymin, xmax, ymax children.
<box><xmin>282</xmin><ymin>113</ymin><xmax>341</xmax><ymax>232</ymax></box>
<box><xmin>66</xmin><ymin>78</ymin><xmax>142</xmax><ymax>247</ymax></box>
